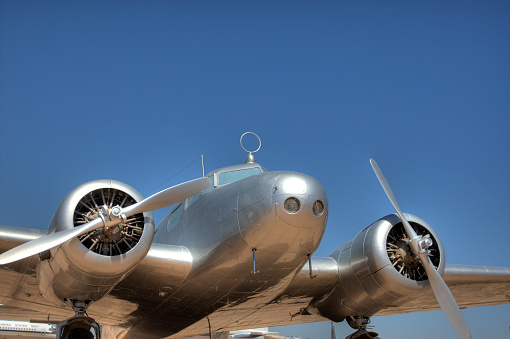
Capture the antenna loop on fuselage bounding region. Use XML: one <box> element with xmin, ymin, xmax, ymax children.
<box><xmin>240</xmin><ymin>132</ymin><xmax>261</xmax><ymax>154</ymax></box>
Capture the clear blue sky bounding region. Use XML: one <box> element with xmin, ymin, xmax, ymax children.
<box><xmin>0</xmin><ymin>1</ymin><xmax>508</xmax><ymax>338</ymax></box>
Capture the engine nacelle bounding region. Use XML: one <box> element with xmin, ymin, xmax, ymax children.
<box><xmin>37</xmin><ymin>180</ymin><xmax>155</xmax><ymax>306</ymax></box>
<box><xmin>317</xmin><ymin>213</ymin><xmax>445</xmax><ymax>321</ymax></box>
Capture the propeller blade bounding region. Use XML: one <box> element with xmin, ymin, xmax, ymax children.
<box><xmin>0</xmin><ymin>177</ymin><xmax>211</xmax><ymax>265</ymax></box>
<box><xmin>370</xmin><ymin>159</ymin><xmax>419</xmax><ymax>240</ymax></box>
<box><xmin>370</xmin><ymin>158</ymin><xmax>471</xmax><ymax>339</ymax></box>
<box><xmin>0</xmin><ymin>218</ymin><xmax>103</xmax><ymax>265</ymax></box>
<box><xmin>422</xmin><ymin>254</ymin><xmax>472</xmax><ymax>339</ymax></box>
<box><xmin>122</xmin><ymin>177</ymin><xmax>210</xmax><ymax>217</ymax></box>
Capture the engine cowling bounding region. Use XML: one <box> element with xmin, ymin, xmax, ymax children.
<box><xmin>317</xmin><ymin>213</ymin><xmax>445</xmax><ymax>321</ymax></box>
<box><xmin>37</xmin><ymin>180</ymin><xmax>155</xmax><ymax>306</ymax></box>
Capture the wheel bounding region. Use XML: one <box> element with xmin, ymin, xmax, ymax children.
<box><xmin>63</xmin><ymin>327</ymin><xmax>95</xmax><ymax>339</ymax></box>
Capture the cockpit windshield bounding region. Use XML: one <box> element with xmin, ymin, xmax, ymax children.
<box><xmin>187</xmin><ymin>167</ymin><xmax>263</xmax><ymax>209</ymax></box>
<box><xmin>218</xmin><ymin>167</ymin><xmax>262</xmax><ymax>186</ymax></box>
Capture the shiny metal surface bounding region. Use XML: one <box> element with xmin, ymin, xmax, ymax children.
<box><xmin>373</xmin><ymin>264</ymin><xmax>510</xmax><ymax>316</ymax></box>
<box><xmin>0</xmin><ymin>226</ymin><xmax>46</xmax><ymax>251</ymax></box>
<box><xmin>0</xmin><ymin>177</ymin><xmax>209</xmax><ymax>265</ymax></box>
<box><xmin>121</xmin><ymin>243</ymin><xmax>193</xmax><ymax>298</ymax></box>
<box><xmin>240</xmin><ymin>132</ymin><xmax>262</xmax><ymax>154</ymax></box>
<box><xmin>119</xmin><ymin>169</ymin><xmax>329</xmax><ymax>338</ymax></box>
<box><xmin>122</xmin><ymin>177</ymin><xmax>210</xmax><ymax>216</ymax></box>
<box><xmin>371</xmin><ymin>159</ymin><xmax>471</xmax><ymax>339</ymax></box>
<box><xmin>1</xmin><ymin>176</ymin><xmax>207</xmax><ymax>310</ymax></box>
<box><xmin>0</xmin><ymin>147</ymin><xmax>508</xmax><ymax>339</ymax></box>
<box><xmin>316</xmin><ymin>213</ymin><xmax>445</xmax><ymax>322</ymax></box>
<box><xmin>38</xmin><ymin>180</ymin><xmax>156</xmax><ymax>306</ymax></box>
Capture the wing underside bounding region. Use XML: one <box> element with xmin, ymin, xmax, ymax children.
<box><xmin>0</xmin><ymin>225</ymin><xmax>509</xmax><ymax>336</ymax></box>
<box><xmin>157</xmin><ymin>262</ymin><xmax>510</xmax><ymax>337</ymax></box>
<box><xmin>0</xmin><ymin>225</ymin><xmax>193</xmax><ymax>330</ymax></box>
<box><xmin>0</xmin><ymin>226</ymin><xmax>76</xmax><ymax>323</ymax></box>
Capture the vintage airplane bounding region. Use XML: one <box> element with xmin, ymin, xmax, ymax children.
<box><xmin>0</xmin><ymin>133</ymin><xmax>508</xmax><ymax>339</ymax></box>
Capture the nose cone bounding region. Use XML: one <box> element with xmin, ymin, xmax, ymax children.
<box><xmin>273</xmin><ymin>172</ymin><xmax>328</xmax><ymax>228</ymax></box>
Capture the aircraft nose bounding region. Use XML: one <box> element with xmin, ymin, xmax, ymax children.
<box><xmin>272</xmin><ymin>172</ymin><xmax>328</xmax><ymax>228</ymax></box>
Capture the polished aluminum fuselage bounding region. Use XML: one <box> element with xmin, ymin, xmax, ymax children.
<box><xmin>121</xmin><ymin>165</ymin><xmax>328</xmax><ymax>337</ymax></box>
<box><xmin>1</xmin><ymin>158</ymin><xmax>509</xmax><ymax>339</ymax></box>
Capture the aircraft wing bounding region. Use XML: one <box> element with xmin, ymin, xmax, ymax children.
<box><xmin>0</xmin><ymin>226</ymin><xmax>69</xmax><ymax>322</ymax></box>
<box><xmin>372</xmin><ymin>264</ymin><xmax>510</xmax><ymax>316</ymax></box>
<box><xmin>0</xmin><ymin>225</ymin><xmax>193</xmax><ymax>328</ymax></box>
<box><xmin>1</xmin><ymin>224</ymin><xmax>509</xmax><ymax>336</ymax></box>
<box><xmin>284</xmin><ymin>258</ymin><xmax>510</xmax><ymax>317</ymax></box>
<box><xmin>276</xmin><ymin>259</ymin><xmax>509</xmax><ymax>320</ymax></box>
<box><xmin>244</xmin><ymin>259</ymin><xmax>509</xmax><ymax>322</ymax></box>
<box><xmin>165</xmin><ymin>258</ymin><xmax>509</xmax><ymax>336</ymax></box>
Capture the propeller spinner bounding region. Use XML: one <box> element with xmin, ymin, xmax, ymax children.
<box><xmin>370</xmin><ymin>159</ymin><xmax>471</xmax><ymax>339</ymax></box>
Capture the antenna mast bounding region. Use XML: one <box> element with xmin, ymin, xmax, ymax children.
<box><xmin>240</xmin><ymin>132</ymin><xmax>261</xmax><ymax>164</ymax></box>
<box><xmin>201</xmin><ymin>155</ymin><xmax>205</xmax><ymax>177</ymax></box>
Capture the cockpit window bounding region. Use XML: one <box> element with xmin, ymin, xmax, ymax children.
<box><xmin>167</xmin><ymin>203</ymin><xmax>182</xmax><ymax>232</ymax></box>
<box><xmin>218</xmin><ymin>167</ymin><xmax>262</xmax><ymax>186</ymax></box>
<box><xmin>187</xmin><ymin>175</ymin><xmax>214</xmax><ymax>208</ymax></box>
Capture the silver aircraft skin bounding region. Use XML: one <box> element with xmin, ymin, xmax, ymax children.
<box><xmin>0</xmin><ymin>134</ymin><xmax>509</xmax><ymax>339</ymax></box>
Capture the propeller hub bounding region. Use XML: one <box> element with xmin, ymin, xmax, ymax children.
<box><xmin>387</xmin><ymin>221</ymin><xmax>440</xmax><ymax>280</ymax></box>
<box><xmin>74</xmin><ymin>188</ymin><xmax>145</xmax><ymax>256</ymax></box>
<box><xmin>108</xmin><ymin>206</ymin><xmax>127</xmax><ymax>226</ymax></box>
<box><xmin>109</xmin><ymin>206</ymin><xmax>123</xmax><ymax>219</ymax></box>
<box><xmin>419</xmin><ymin>234</ymin><xmax>434</xmax><ymax>250</ymax></box>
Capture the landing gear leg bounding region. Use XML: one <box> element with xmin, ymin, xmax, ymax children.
<box><xmin>346</xmin><ymin>316</ymin><xmax>379</xmax><ymax>339</ymax></box>
<box><xmin>56</xmin><ymin>300</ymin><xmax>101</xmax><ymax>339</ymax></box>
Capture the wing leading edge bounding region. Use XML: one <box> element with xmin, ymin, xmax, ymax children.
<box><xmin>0</xmin><ymin>225</ymin><xmax>195</xmax><ymax>330</ymax></box>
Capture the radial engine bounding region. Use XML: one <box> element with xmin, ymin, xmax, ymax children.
<box><xmin>37</xmin><ymin>180</ymin><xmax>155</xmax><ymax>307</ymax></box>
<box><xmin>317</xmin><ymin>213</ymin><xmax>445</xmax><ymax>321</ymax></box>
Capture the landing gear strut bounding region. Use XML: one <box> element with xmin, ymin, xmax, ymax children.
<box><xmin>346</xmin><ymin>316</ymin><xmax>379</xmax><ymax>339</ymax></box>
<box><xmin>56</xmin><ymin>301</ymin><xmax>101</xmax><ymax>339</ymax></box>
